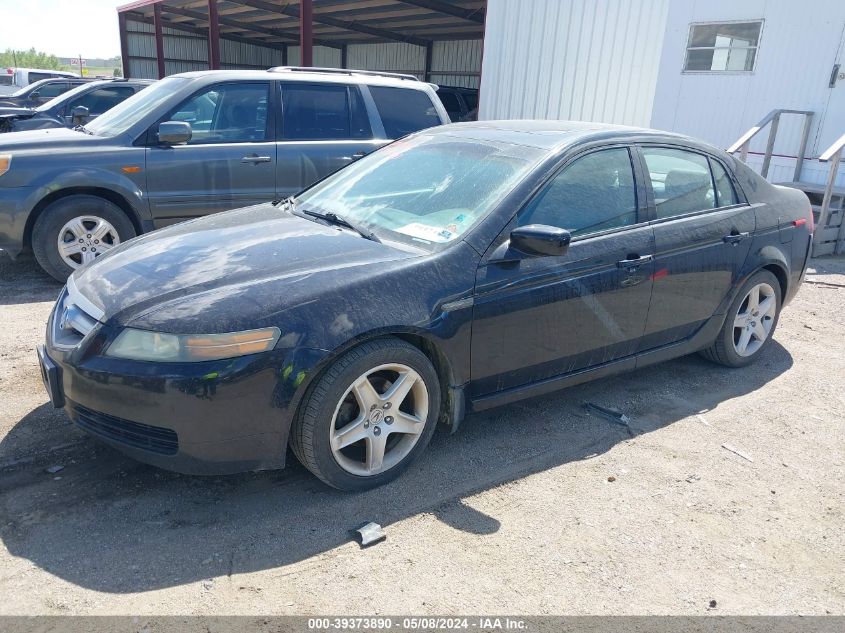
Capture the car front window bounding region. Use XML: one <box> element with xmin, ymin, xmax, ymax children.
<box><xmin>295</xmin><ymin>134</ymin><xmax>544</xmax><ymax>251</ymax></box>
<box><xmin>86</xmin><ymin>78</ymin><xmax>184</xmax><ymax>137</ymax></box>
<box><xmin>35</xmin><ymin>81</ymin><xmax>98</xmax><ymax>112</ymax></box>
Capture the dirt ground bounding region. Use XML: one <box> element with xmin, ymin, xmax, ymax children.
<box><xmin>0</xmin><ymin>253</ymin><xmax>842</xmax><ymax>616</ymax></box>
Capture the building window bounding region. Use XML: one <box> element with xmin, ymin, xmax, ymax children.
<box><xmin>684</xmin><ymin>21</ymin><xmax>763</xmax><ymax>72</ymax></box>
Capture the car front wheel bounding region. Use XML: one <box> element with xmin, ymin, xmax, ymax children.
<box><xmin>290</xmin><ymin>338</ymin><xmax>441</xmax><ymax>491</ymax></box>
<box><xmin>701</xmin><ymin>269</ymin><xmax>782</xmax><ymax>367</ymax></box>
<box><xmin>32</xmin><ymin>195</ymin><xmax>136</xmax><ymax>281</ymax></box>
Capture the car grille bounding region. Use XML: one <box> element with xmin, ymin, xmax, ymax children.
<box><xmin>72</xmin><ymin>403</ymin><xmax>179</xmax><ymax>456</ymax></box>
<box><xmin>50</xmin><ymin>279</ymin><xmax>102</xmax><ymax>349</ymax></box>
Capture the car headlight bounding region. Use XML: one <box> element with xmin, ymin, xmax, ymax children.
<box><xmin>105</xmin><ymin>327</ymin><xmax>281</xmax><ymax>362</ymax></box>
<box><xmin>0</xmin><ymin>154</ymin><xmax>11</xmax><ymax>177</ymax></box>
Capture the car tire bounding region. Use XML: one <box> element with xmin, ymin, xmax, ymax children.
<box><xmin>290</xmin><ymin>337</ymin><xmax>441</xmax><ymax>491</ymax></box>
<box><xmin>32</xmin><ymin>195</ymin><xmax>136</xmax><ymax>282</ymax></box>
<box><xmin>700</xmin><ymin>269</ymin><xmax>782</xmax><ymax>368</ymax></box>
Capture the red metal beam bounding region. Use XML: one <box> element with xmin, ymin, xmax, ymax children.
<box><xmin>118</xmin><ymin>11</ymin><xmax>131</xmax><ymax>78</ymax></box>
<box><xmin>208</xmin><ymin>0</ymin><xmax>221</xmax><ymax>70</ymax></box>
<box><xmin>153</xmin><ymin>2</ymin><xmax>166</xmax><ymax>79</ymax></box>
<box><xmin>300</xmin><ymin>0</ymin><xmax>313</xmax><ymax>66</ymax></box>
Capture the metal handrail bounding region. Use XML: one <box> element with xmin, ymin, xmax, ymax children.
<box><xmin>727</xmin><ymin>109</ymin><xmax>814</xmax><ymax>180</ymax></box>
<box><xmin>818</xmin><ymin>132</ymin><xmax>845</xmax><ymax>254</ymax></box>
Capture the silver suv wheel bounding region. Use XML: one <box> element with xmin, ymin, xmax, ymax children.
<box><xmin>57</xmin><ymin>215</ymin><xmax>121</xmax><ymax>269</ymax></box>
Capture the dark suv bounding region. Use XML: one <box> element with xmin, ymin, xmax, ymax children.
<box><xmin>0</xmin><ymin>79</ymin><xmax>153</xmax><ymax>133</ymax></box>
<box><xmin>0</xmin><ymin>67</ymin><xmax>448</xmax><ymax>280</ymax></box>
<box><xmin>436</xmin><ymin>85</ymin><xmax>478</xmax><ymax>122</ymax></box>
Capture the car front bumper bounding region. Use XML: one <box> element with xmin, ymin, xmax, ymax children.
<box><xmin>39</xmin><ymin>312</ymin><xmax>328</xmax><ymax>475</ymax></box>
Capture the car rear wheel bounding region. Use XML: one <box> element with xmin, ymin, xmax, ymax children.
<box><xmin>32</xmin><ymin>195</ymin><xmax>136</xmax><ymax>281</ymax></box>
<box><xmin>290</xmin><ymin>338</ymin><xmax>441</xmax><ymax>491</ymax></box>
<box><xmin>700</xmin><ymin>269</ymin><xmax>782</xmax><ymax>367</ymax></box>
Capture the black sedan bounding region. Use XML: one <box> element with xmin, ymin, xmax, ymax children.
<box><xmin>0</xmin><ymin>79</ymin><xmax>153</xmax><ymax>133</ymax></box>
<box><xmin>38</xmin><ymin>121</ymin><xmax>813</xmax><ymax>490</ymax></box>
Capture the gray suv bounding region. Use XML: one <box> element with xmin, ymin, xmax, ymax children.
<box><xmin>0</xmin><ymin>67</ymin><xmax>449</xmax><ymax>280</ymax></box>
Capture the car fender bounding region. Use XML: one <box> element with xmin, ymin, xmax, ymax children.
<box><xmin>278</xmin><ymin>324</ymin><xmax>468</xmax><ymax>444</ymax></box>
<box><xmin>25</xmin><ymin>165</ymin><xmax>151</xmax><ymax>229</ymax></box>
<box><xmin>716</xmin><ymin>242</ymin><xmax>790</xmax><ymax>316</ymax></box>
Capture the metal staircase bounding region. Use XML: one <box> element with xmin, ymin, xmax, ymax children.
<box><xmin>728</xmin><ymin>110</ymin><xmax>845</xmax><ymax>256</ymax></box>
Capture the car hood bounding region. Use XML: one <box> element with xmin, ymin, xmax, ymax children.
<box><xmin>0</xmin><ymin>126</ymin><xmax>97</xmax><ymax>149</ymax></box>
<box><xmin>0</xmin><ymin>105</ymin><xmax>34</xmax><ymax>118</ymax></box>
<box><xmin>72</xmin><ymin>203</ymin><xmax>419</xmax><ymax>327</ymax></box>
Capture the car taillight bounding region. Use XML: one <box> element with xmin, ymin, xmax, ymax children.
<box><xmin>5</xmin><ymin>68</ymin><xmax>12</xmax><ymax>75</ymax></box>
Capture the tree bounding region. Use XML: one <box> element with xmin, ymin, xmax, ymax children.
<box><xmin>0</xmin><ymin>48</ymin><xmax>61</xmax><ymax>70</ymax></box>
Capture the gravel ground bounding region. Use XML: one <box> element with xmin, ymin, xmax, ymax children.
<box><xmin>0</xmin><ymin>253</ymin><xmax>843</xmax><ymax>615</ymax></box>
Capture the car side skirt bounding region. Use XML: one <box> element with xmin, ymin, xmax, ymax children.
<box><xmin>468</xmin><ymin>312</ymin><xmax>725</xmax><ymax>412</ymax></box>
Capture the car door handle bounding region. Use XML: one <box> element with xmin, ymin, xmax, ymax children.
<box><xmin>723</xmin><ymin>231</ymin><xmax>749</xmax><ymax>244</ymax></box>
<box><xmin>241</xmin><ymin>154</ymin><xmax>272</xmax><ymax>164</ymax></box>
<box><xmin>617</xmin><ymin>254</ymin><xmax>653</xmax><ymax>270</ymax></box>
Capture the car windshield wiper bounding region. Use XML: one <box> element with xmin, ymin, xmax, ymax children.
<box><xmin>73</xmin><ymin>125</ymin><xmax>94</xmax><ymax>135</ymax></box>
<box><xmin>303</xmin><ymin>208</ymin><xmax>381</xmax><ymax>243</ymax></box>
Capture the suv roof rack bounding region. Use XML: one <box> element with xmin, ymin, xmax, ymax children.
<box><xmin>268</xmin><ymin>66</ymin><xmax>420</xmax><ymax>82</ymax></box>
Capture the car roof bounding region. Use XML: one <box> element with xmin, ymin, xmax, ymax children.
<box><xmin>426</xmin><ymin>120</ymin><xmax>713</xmax><ymax>153</ymax></box>
<box><xmin>81</xmin><ymin>78</ymin><xmax>155</xmax><ymax>87</ymax></box>
<box><xmin>169</xmin><ymin>68</ymin><xmax>436</xmax><ymax>91</ymax></box>
<box><xmin>11</xmin><ymin>68</ymin><xmax>78</xmax><ymax>76</ymax></box>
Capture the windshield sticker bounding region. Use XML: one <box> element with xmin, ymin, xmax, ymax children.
<box><xmin>396</xmin><ymin>222</ymin><xmax>458</xmax><ymax>243</ymax></box>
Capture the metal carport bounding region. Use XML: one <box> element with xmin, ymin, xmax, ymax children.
<box><xmin>116</xmin><ymin>0</ymin><xmax>485</xmax><ymax>89</ymax></box>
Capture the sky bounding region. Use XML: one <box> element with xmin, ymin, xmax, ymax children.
<box><xmin>0</xmin><ymin>0</ymin><xmax>123</xmax><ymax>59</ymax></box>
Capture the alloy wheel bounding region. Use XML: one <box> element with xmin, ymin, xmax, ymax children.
<box><xmin>732</xmin><ymin>282</ymin><xmax>776</xmax><ymax>357</ymax></box>
<box><xmin>329</xmin><ymin>363</ymin><xmax>429</xmax><ymax>476</ymax></box>
<box><xmin>56</xmin><ymin>215</ymin><xmax>121</xmax><ymax>269</ymax></box>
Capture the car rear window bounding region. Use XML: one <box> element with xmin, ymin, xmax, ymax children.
<box><xmin>281</xmin><ymin>83</ymin><xmax>371</xmax><ymax>140</ymax></box>
<box><xmin>642</xmin><ymin>147</ymin><xmax>716</xmax><ymax>218</ymax></box>
<box><xmin>368</xmin><ymin>86</ymin><xmax>441</xmax><ymax>139</ymax></box>
<box><xmin>437</xmin><ymin>90</ymin><xmax>462</xmax><ymax>115</ymax></box>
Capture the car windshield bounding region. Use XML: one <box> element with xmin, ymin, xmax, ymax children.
<box><xmin>295</xmin><ymin>133</ymin><xmax>544</xmax><ymax>251</ymax></box>
<box><xmin>86</xmin><ymin>77</ymin><xmax>182</xmax><ymax>137</ymax></box>
<box><xmin>35</xmin><ymin>81</ymin><xmax>103</xmax><ymax>112</ymax></box>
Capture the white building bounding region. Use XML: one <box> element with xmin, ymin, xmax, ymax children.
<box><xmin>480</xmin><ymin>0</ymin><xmax>845</xmax><ymax>185</ymax></box>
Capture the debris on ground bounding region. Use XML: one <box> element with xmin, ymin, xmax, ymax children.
<box><xmin>685</xmin><ymin>474</ymin><xmax>701</xmax><ymax>483</ymax></box>
<box><xmin>354</xmin><ymin>522</ymin><xmax>386</xmax><ymax>547</ymax></box>
<box><xmin>45</xmin><ymin>465</ymin><xmax>64</xmax><ymax>474</ymax></box>
<box><xmin>709</xmin><ymin>599</ymin><xmax>718</xmax><ymax>609</ymax></box>
<box><xmin>607</xmin><ymin>475</ymin><xmax>616</xmax><ymax>482</ymax></box>
<box><xmin>696</xmin><ymin>414</ymin><xmax>710</xmax><ymax>426</ymax></box>
<box><xmin>722</xmin><ymin>443</ymin><xmax>754</xmax><ymax>462</ymax></box>
<box><xmin>586</xmin><ymin>403</ymin><xmax>631</xmax><ymax>427</ymax></box>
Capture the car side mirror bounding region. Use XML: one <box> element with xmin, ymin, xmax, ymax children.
<box><xmin>157</xmin><ymin>120</ymin><xmax>192</xmax><ymax>145</ymax></box>
<box><xmin>510</xmin><ymin>224</ymin><xmax>571</xmax><ymax>257</ymax></box>
<box><xmin>71</xmin><ymin>105</ymin><xmax>89</xmax><ymax>125</ymax></box>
